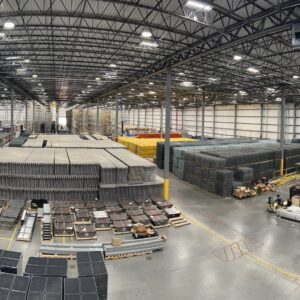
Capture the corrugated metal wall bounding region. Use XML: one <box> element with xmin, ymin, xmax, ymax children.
<box><xmin>124</xmin><ymin>103</ymin><xmax>298</xmax><ymax>139</ymax></box>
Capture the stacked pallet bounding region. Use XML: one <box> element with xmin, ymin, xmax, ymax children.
<box><xmin>118</xmin><ymin>136</ymin><xmax>194</xmax><ymax>158</ymax></box>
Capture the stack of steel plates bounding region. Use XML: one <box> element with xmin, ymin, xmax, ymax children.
<box><xmin>106</xmin><ymin>148</ymin><xmax>156</xmax><ymax>184</ymax></box>
<box><xmin>27</xmin><ymin>276</ymin><xmax>63</xmax><ymax>300</ymax></box>
<box><xmin>24</xmin><ymin>257</ymin><xmax>68</xmax><ymax>278</ymax></box>
<box><xmin>0</xmin><ymin>273</ymin><xmax>30</xmax><ymax>300</ymax></box>
<box><xmin>0</xmin><ymin>200</ymin><xmax>25</xmax><ymax>228</ymax></box>
<box><xmin>54</xmin><ymin>148</ymin><xmax>70</xmax><ymax>175</ymax></box>
<box><xmin>0</xmin><ymin>250</ymin><xmax>22</xmax><ymax>274</ymax></box>
<box><xmin>64</xmin><ymin>277</ymin><xmax>100</xmax><ymax>300</ymax></box>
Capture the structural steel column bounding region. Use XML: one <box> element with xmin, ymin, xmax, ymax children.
<box><xmin>152</xmin><ymin>108</ymin><xmax>154</xmax><ymax>129</ymax></box>
<box><xmin>96</xmin><ymin>99</ymin><xmax>100</xmax><ymax>133</ymax></box>
<box><xmin>212</xmin><ymin>105</ymin><xmax>216</xmax><ymax>137</ymax></box>
<box><xmin>164</xmin><ymin>64</ymin><xmax>171</xmax><ymax>201</ymax></box>
<box><xmin>234</xmin><ymin>104</ymin><xmax>237</xmax><ymax>138</ymax></box>
<box><xmin>10</xmin><ymin>85</ymin><xmax>14</xmax><ymax>141</ymax></box>
<box><xmin>201</xmin><ymin>97</ymin><xmax>205</xmax><ymax>140</ymax></box>
<box><xmin>280</xmin><ymin>89</ymin><xmax>286</xmax><ymax>176</ymax></box>
<box><xmin>137</xmin><ymin>105</ymin><xmax>140</xmax><ymax>133</ymax></box>
<box><xmin>115</xmin><ymin>95</ymin><xmax>119</xmax><ymax>139</ymax></box>
<box><xmin>195</xmin><ymin>98</ymin><xmax>198</xmax><ymax>138</ymax></box>
<box><xmin>32</xmin><ymin>100</ymin><xmax>36</xmax><ymax>134</ymax></box>
<box><xmin>293</xmin><ymin>100</ymin><xmax>296</xmax><ymax>139</ymax></box>
<box><xmin>181</xmin><ymin>108</ymin><xmax>184</xmax><ymax>134</ymax></box>
<box><xmin>56</xmin><ymin>104</ymin><xmax>59</xmax><ymax>132</ymax></box>
<box><xmin>25</xmin><ymin>97</ymin><xmax>28</xmax><ymax>131</ymax></box>
<box><xmin>160</xmin><ymin>103</ymin><xmax>163</xmax><ymax>138</ymax></box>
<box><xmin>260</xmin><ymin>103</ymin><xmax>264</xmax><ymax>139</ymax></box>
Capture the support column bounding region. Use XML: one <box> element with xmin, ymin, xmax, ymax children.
<box><xmin>25</xmin><ymin>97</ymin><xmax>28</xmax><ymax>131</ymax></box>
<box><xmin>293</xmin><ymin>100</ymin><xmax>296</xmax><ymax>139</ymax></box>
<box><xmin>181</xmin><ymin>108</ymin><xmax>184</xmax><ymax>134</ymax></box>
<box><xmin>234</xmin><ymin>104</ymin><xmax>237</xmax><ymax>138</ymax></box>
<box><xmin>32</xmin><ymin>100</ymin><xmax>36</xmax><ymax>134</ymax></box>
<box><xmin>137</xmin><ymin>105</ymin><xmax>140</xmax><ymax>133</ymax></box>
<box><xmin>151</xmin><ymin>108</ymin><xmax>154</xmax><ymax>129</ymax></box>
<box><xmin>56</xmin><ymin>104</ymin><xmax>59</xmax><ymax>133</ymax></box>
<box><xmin>280</xmin><ymin>89</ymin><xmax>286</xmax><ymax>176</ymax></box>
<box><xmin>260</xmin><ymin>103</ymin><xmax>264</xmax><ymax>139</ymax></box>
<box><xmin>144</xmin><ymin>109</ymin><xmax>147</xmax><ymax>127</ymax></box>
<box><xmin>212</xmin><ymin>105</ymin><xmax>216</xmax><ymax>137</ymax></box>
<box><xmin>160</xmin><ymin>103</ymin><xmax>163</xmax><ymax>138</ymax></box>
<box><xmin>195</xmin><ymin>98</ymin><xmax>198</xmax><ymax>138</ymax></box>
<box><xmin>96</xmin><ymin>99</ymin><xmax>100</xmax><ymax>133</ymax></box>
<box><xmin>164</xmin><ymin>64</ymin><xmax>171</xmax><ymax>201</ymax></box>
<box><xmin>115</xmin><ymin>95</ymin><xmax>119</xmax><ymax>139</ymax></box>
<box><xmin>10</xmin><ymin>85</ymin><xmax>14</xmax><ymax>141</ymax></box>
<box><xmin>201</xmin><ymin>96</ymin><xmax>205</xmax><ymax>140</ymax></box>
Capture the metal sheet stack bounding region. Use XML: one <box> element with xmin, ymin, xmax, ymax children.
<box><xmin>0</xmin><ymin>273</ymin><xmax>30</xmax><ymax>299</ymax></box>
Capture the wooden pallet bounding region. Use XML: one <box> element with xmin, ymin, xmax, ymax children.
<box><xmin>74</xmin><ymin>221</ymin><xmax>92</xmax><ymax>225</ymax></box>
<box><xmin>75</xmin><ymin>233</ymin><xmax>97</xmax><ymax>241</ymax></box>
<box><xmin>105</xmin><ymin>250</ymin><xmax>152</xmax><ymax>260</ymax></box>
<box><xmin>95</xmin><ymin>227</ymin><xmax>112</xmax><ymax>231</ymax></box>
<box><xmin>153</xmin><ymin>223</ymin><xmax>171</xmax><ymax>229</ymax></box>
<box><xmin>169</xmin><ymin>217</ymin><xmax>190</xmax><ymax>228</ymax></box>
<box><xmin>39</xmin><ymin>253</ymin><xmax>76</xmax><ymax>260</ymax></box>
<box><xmin>112</xmin><ymin>229</ymin><xmax>132</xmax><ymax>235</ymax></box>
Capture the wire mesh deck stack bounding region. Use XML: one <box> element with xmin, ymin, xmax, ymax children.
<box><xmin>170</xmin><ymin>141</ymin><xmax>300</xmax><ymax>197</ymax></box>
<box><xmin>0</xmin><ymin>136</ymin><xmax>163</xmax><ymax>202</ymax></box>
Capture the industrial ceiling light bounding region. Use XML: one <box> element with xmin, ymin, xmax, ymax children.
<box><xmin>247</xmin><ymin>67</ymin><xmax>259</xmax><ymax>73</ymax></box>
<box><xmin>293</xmin><ymin>75</ymin><xmax>299</xmax><ymax>79</ymax></box>
<box><xmin>3</xmin><ymin>20</ymin><xmax>15</xmax><ymax>30</ymax></box>
<box><xmin>32</xmin><ymin>74</ymin><xmax>38</xmax><ymax>78</ymax></box>
<box><xmin>233</xmin><ymin>55</ymin><xmax>242</xmax><ymax>61</ymax></box>
<box><xmin>130</xmin><ymin>88</ymin><xmax>134</xmax><ymax>91</ymax></box>
<box><xmin>110</xmin><ymin>63</ymin><xmax>117</xmax><ymax>68</ymax></box>
<box><xmin>181</xmin><ymin>81</ymin><xmax>193</xmax><ymax>87</ymax></box>
<box><xmin>185</xmin><ymin>0</ymin><xmax>213</xmax><ymax>12</ymax></box>
<box><xmin>140</xmin><ymin>41</ymin><xmax>159</xmax><ymax>48</ymax></box>
<box><xmin>149</xmin><ymin>82</ymin><xmax>154</xmax><ymax>85</ymax></box>
<box><xmin>38</xmin><ymin>83</ymin><xmax>42</xmax><ymax>86</ymax></box>
<box><xmin>24</xmin><ymin>59</ymin><xmax>30</xmax><ymax>63</ymax></box>
<box><xmin>6</xmin><ymin>56</ymin><xmax>20</xmax><ymax>60</ymax></box>
<box><xmin>4</xmin><ymin>88</ymin><xmax>7</xmax><ymax>91</ymax></box>
<box><xmin>87</xmin><ymin>85</ymin><xmax>91</xmax><ymax>88</ymax></box>
<box><xmin>149</xmin><ymin>91</ymin><xmax>156</xmax><ymax>94</ymax></box>
<box><xmin>141</xmin><ymin>31</ymin><xmax>152</xmax><ymax>38</ymax></box>
<box><xmin>95</xmin><ymin>77</ymin><xmax>100</xmax><ymax>81</ymax></box>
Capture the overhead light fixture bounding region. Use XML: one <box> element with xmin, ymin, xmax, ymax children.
<box><xmin>110</xmin><ymin>64</ymin><xmax>117</xmax><ymax>68</ymax></box>
<box><xmin>118</xmin><ymin>93</ymin><xmax>121</xmax><ymax>95</ymax></box>
<box><xmin>149</xmin><ymin>91</ymin><xmax>156</xmax><ymax>94</ymax></box>
<box><xmin>208</xmin><ymin>77</ymin><xmax>218</xmax><ymax>81</ymax></box>
<box><xmin>3</xmin><ymin>20</ymin><xmax>15</xmax><ymax>30</ymax></box>
<box><xmin>185</xmin><ymin>1</ymin><xmax>213</xmax><ymax>12</ymax></box>
<box><xmin>4</xmin><ymin>88</ymin><xmax>7</xmax><ymax>91</ymax></box>
<box><xmin>149</xmin><ymin>82</ymin><xmax>154</xmax><ymax>85</ymax></box>
<box><xmin>266</xmin><ymin>87</ymin><xmax>275</xmax><ymax>93</ymax></box>
<box><xmin>95</xmin><ymin>77</ymin><xmax>100</xmax><ymax>81</ymax></box>
<box><xmin>247</xmin><ymin>67</ymin><xmax>259</xmax><ymax>73</ymax></box>
<box><xmin>130</xmin><ymin>88</ymin><xmax>135</xmax><ymax>91</ymax></box>
<box><xmin>181</xmin><ymin>81</ymin><xmax>193</xmax><ymax>87</ymax></box>
<box><xmin>141</xmin><ymin>31</ymin><xmax>152</xmax><ymax>38</ymax></box>
<box><xmin>178</xmin><ymin>72</ymin><xmax>185</xmax><ymax>76</ymax></box>
<box><xmin>139</xmin><ymin>93</ymin><xmax>144</xmax><ymax>97</ymax></box>
<box><xmin>0</xmin><ymin>32</ymin><xmax>5</xmax><ymax>38</ymax></box>
<box><xmin>38</xmin><ymin>83</ymin><xmax>42</xmax><ymax>86</ymax></box>
<box><xmin>293</xmin><ymin>75</ymin><xmax>299</xmax><ymax>79</ymax></box>
<box><xmin>24</xmin><ymin>59</ymin><xmax>30</xmax><ymax>63</ymax></box>
<box><xmin>87</xmin><ymin>85</ymin><xmax>91</xmax><ymax>88</ymax></box>
<box><xmin>32</xmin><ymin>74</ymin><xmax>38</xmax><ymax>78</ymax></box>
<box><xmin>233</xmin><ymin>55</ymin><xmax>242</xmax><ymax>61</ymax></box>
<box><xmin>140</xmin><ymin>41</ymin><xmax>159</xmax><ymax>48</ymax></box>
<box><xmin>6</xmin><ymin>56</ymin><xmax>20</xmax><ymax>60</ymax></box>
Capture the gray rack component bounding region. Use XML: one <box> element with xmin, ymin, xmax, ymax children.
<box><xmin>54</xmin><ymin>148</ymin><xmax>70</xmax><ymax>175</ymax></box>
<box><xmin>103</xmin><ymin>236</ymin><xmax>165</xmax><ymax>256</ymax></box>
<box><xmin>40</xmin><ymin>243</ymin><xmax>103</xmax><ymax>256</ymax></box>
<box><xmin>43</xmin><ymin>204</ymin><xmax>51</xmax><ymax>215</ymax></box>
<box><xmin>277</xmin><ymin>206</ymin><xmax>300</xmax><ymax>221</ymax></box>
<box><xmin>25</xmin><ymin>148</ymin><xmax>55</xmax><ymax>175</ymax></box>
<box><xmin>17</xmin><ymin>213</ymin><xmax>36</xmax><ymax>241</ymax></box>
<box><xmin>106</xmin><ymin>148</ymin><xmax>156</xmax><ymax>184</ymax></box>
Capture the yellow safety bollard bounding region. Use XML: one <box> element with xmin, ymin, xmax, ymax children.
<box><xmin>163</xmin><ymin>179</ymin><xmax>169</xmax><ymax>201</ymax></box>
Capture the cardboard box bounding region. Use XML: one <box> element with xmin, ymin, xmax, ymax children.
<box><xmin>292</xmin><ymin>195</ymin><xmax>300</xmax><ymax>206</ymax></box>
<box><xmin>112</xmin><ymin>238</ymin><xmax>122</xmax><ymax>247</ymax></box>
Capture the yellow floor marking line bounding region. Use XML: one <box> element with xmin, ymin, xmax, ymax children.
<box><xmin>0</xmin><ymin>237</ymin><xmax>12</xmax><ymax>241</ymax></box>
<box><xmin>181</xmin><ymin>211</ymin><xmax>300</xmax><ymax>283</ymax></box>
<box><xmin>7</xmin><ymin>224</ymin><xmax>19</xmax><ymax>251</ymax></box>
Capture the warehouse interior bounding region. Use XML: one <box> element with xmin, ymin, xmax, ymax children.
<box><xmin>1</xmin><ymin>1</ymin><xmax>300</xmax><ymax>300</ymax></box>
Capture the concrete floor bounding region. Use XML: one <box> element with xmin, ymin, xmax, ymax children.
<box><xmin>2</xmin><ymin>171</ymin><xmax>300</xmax><ymax>299</ymax></box>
